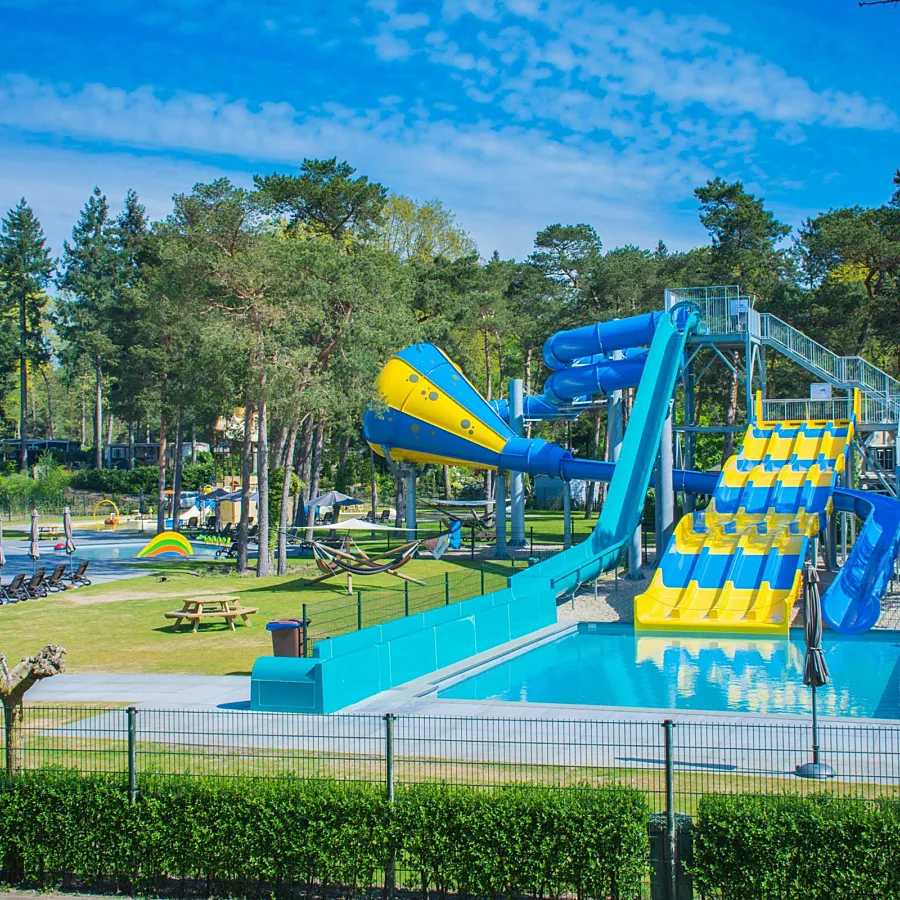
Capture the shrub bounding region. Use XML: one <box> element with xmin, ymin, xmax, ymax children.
<box><xmin>693</xmin><ymin>793</ymin><xmax>900</xmax><ymax>900</ymax></box>
<box><xmin>0</xmin><ymin>772</ymin><xmax>648</xmax><ymax>899</ymax></box>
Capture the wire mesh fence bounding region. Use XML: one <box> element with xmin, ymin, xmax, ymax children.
<box><xmin>6</xmin><ymin>705</ymin><xmax>900</xmax><ymax>815</ymax></box>
<box><xmin>303</xmin><ymin>560</ymin><xmax>522</xmax><ymax>651</ymax></box>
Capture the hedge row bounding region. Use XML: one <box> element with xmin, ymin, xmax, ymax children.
<box><xmin>0</xmin><ymin>772</ymin><xmax>648</xmax><ymax>899</ymax></box>
<box><xmin>694</xmin><ymin>793</ymin><xmax>900</xmax><ymax>900</ymax></box>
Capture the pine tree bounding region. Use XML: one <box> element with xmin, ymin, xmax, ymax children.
<box><xmin>0</xmin><ymin>200</ymin><xmax>53</xmax><ymax>472</ymax></box>
<box><xmin>57</xmin><ymin>188</ymin><xmax>117</xmax><ymax>469</ymax></box>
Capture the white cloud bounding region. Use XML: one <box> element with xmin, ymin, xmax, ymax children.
<box><xmin>0</xmin><ymin>74</ymin><xmax>711</xmax><ymax>257</ymax></box>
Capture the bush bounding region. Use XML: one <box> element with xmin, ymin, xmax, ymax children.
<box><xmin>395</xmin><ymin>783</ymin><xmax>648</xmax><ymax>900</ymax></box>
<box><xmin>0</xmin><ymin>772</ymin><xmax>648</xmax><ymax>898</ymax></box>
<box><xmin>693</xmin><ymin>793</ymin><xmax>900</xmax><ymax>900</ymax></box>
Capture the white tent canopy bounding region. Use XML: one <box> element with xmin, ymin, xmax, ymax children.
<box><xmin>310</xmin><ymin>517</ymin><xmax>416</xmax><ymax>532</ymax></box>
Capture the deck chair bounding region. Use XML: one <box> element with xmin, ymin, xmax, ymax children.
<box><xmin>2</xmin><ymin>573</ymin><xmax>27</xmax><ymax>603</ymax></box>
<box><xmin>46</xmin><ymin>564</ymin><xmax>69</xmax><ymax>593</ymax></box>
<box><xmin>185</xmin><ymin>516</ymin><xmax>199</xmax><ymax>530</ymax></box>
<box><xmin>65</xmin><ymin>559</ymin><xmax>92</xmax><ymax>587</ymax></box>
<box><xmin>221</xmin><ymin>522</ymin><xmax>233</xmax><ymax>537</ymax></box>
<box><xmin>25</xmin><ymin>568</ymin><xmax>48</xmax><ymax>599</ymax></box>
<box><xmin>379</xmin><ymin>510</ymin><xmax>391</xmax><ymax>522</ymax></box>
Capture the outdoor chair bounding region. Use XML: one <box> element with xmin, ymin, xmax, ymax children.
<box><xmin>25</xmin><ymin>568</ymin><xmax>48</xmax><ymax>599</ymax></box>
<box><xmin>46</xmin><ymin>564</ymin><xmax>69</xmax><ymax>593</ymax></box>
<box><xmin>2</xmin><ymin>573</ymin><xmax>27</xmax><ymax>603</ymax></box>
<box><xmin>221</xmin><ymin>522</ymin><xmax>233</xmax><ymax>537</ymax></box>
<box><xmin>379</xmin><ymin>510</ymin><xmax>391</xmax><ymax>522</ymax></box>
<box><xmin>185</xmin><ymin>516</ymin><xmax>199</xmax><ymax>530</ymax></box>
<box><xmin>65</xmin><ymin>559</ymin><xmax>92</xmax><ymax>587</ymax></box>
<box><xmin>215</xmin><ymin>542</ymin><xmax>238</xmax><ymax>560</ymax></box>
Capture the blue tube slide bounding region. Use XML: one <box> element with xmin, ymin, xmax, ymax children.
<box><xmin>543</xmin><ymin>311</ymin><xmax>665</xmax><ymax>369</ymax></box>
<box><xmin>824</xmin><ymin>488</ymin><xmax>900</xmax><ymax>634</ymax></box>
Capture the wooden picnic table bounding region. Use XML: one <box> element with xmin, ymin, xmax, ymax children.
<box><xmin>38</xmin><ymin>525</ymin><xmax>64</xmax><ymax>539</ymax></box>
<box><xmin>164</xmin><ymin>595</ymin><xmax>258</xmax><ymax>633</ymax></box>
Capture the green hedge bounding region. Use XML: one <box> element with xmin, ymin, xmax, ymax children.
<box><xmin>693</xmin><ymin>793</ymin><xmax>900</xmax><ymax>900</ymax></box>
<box><xmin>0</xmin><ymin>772</ymin><xmax>648</xmax><ymax>899</ymax></box>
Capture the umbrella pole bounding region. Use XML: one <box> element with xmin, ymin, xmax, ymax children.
<box><xmin>811</xmin><ymin>683</ymin><xmax>820</xmax><ymax>766</ymax></box>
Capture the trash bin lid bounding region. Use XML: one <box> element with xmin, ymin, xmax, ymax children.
<box><xmin>266</xmin><ymin>619</ymin><xmax>302</xmax><ymax>631</ymax></box>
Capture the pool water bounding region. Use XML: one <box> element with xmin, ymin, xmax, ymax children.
<box><xmin>437</xmin><ymin>623</ymin><xmax>900</xmax><ymax>719</ymax></box>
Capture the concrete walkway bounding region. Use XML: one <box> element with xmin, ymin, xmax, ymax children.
<box><xmin>28</xmin><ymin>673</ymin><xmax>250</xmax><ymax>708</ymax></box>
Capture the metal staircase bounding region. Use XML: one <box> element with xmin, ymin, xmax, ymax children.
<box><xmin>665</xmin><ymin>287</ymin><xmax>900</xmax><ymax>428</ymax></box>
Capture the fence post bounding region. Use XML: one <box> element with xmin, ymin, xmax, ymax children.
<box><xmin>663</xmin><ymin>718</ymin><xmax>676</xmax><ymax>900</ymax></box>
<box><xmin>384</xmin><ymin>713</ymin><xmax>396</xmax><ymax>899</ymax></box>
<box><xmin>302</xmin><ymin>603</ymin><xmax>309</xmax><ymax>657</ymax></box>
<box><xmin>357</xmin><ymin>591</ymin><xmax>363</xmax><ymax>630</ymax></box>
<box><xmin>444</xmin><ymin>571</ymin><xmax>450</xmax><ymax>605</ymax></box>
<box><xmin>530</xmin><ymin>527</ymin><xmax>533</xmax><ymax>556</ymax></box>
<box><xmin>127</xmin><ymin>706</ymin><xmax>138</xmax><ymax>804</ymax></box>
<box><xmin>403</xmin><ymin>581</ymin><xmax>409</xmax><ymax>617</ymax></box>
<box><xmin>480</xmin><ymin>562</ymin><xmax>485</xmax><ymax>595</ymax></box>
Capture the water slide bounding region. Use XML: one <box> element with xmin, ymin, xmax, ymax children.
<box><xmin>634</xmin><ymin>411</ymin><xmax>854</xmax><ymax>634</ymax></box>
<box><xmin>825</xmin><ymin>488</ymin><xmax>900</xmax><ymax>634</ymax></box>
<box><xmin>363</xmin><ymin>307</ymin><xmax>699</xmax><ymax>599</ymax></box>
<box><xmin>491</xmin><ymin>313</ymin><xmax>664</xmax><ymax>422</ymax></box>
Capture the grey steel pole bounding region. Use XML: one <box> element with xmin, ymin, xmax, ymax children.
<box><xmin>655</xmin><ymin>404</ymin><xmax>675</xmax><ymax>562</ymax></box>
<box><xmin>562</xmin><ymin>480</ymin><xmax>572</xmax><ymax>550</ymax></box>
<box><xmin>663</xmin><ymin>719</ymin><xmax>676</xmax><ymax>900</ymax></box>
<box><xmin>495</xmin><ymin>472</ymin><xmax>507</xmax><ymax>558</ymax></box>
<box><xmin>509</xmin><ymin>379</ymin><xmax>526</xmax><ymax>547</ymax></box>
<box><xmin>127</xmin><ymin>706</ymin><xmax>138</xmax><ymax>804</ymax></box>
<box><xmin>404</xmin><ymin>466</ymin><xmax>417</xmax><ymax>543</ymax></box>
<box><xmin>384</xmin><ymin>713</ymin><xmax>396</xmax><ymax>899</ymax></box>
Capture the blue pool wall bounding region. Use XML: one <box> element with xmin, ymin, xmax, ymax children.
<box><xmin>250</xmin><ymin>584</ymin><xmax>557</xmax><ymax>713</ymax></box>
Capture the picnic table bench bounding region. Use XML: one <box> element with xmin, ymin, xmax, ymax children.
<box><xmin>165</xmin><ymin>595</ymin><xmax>258</xmax><ymax>633</ymax></box>
<box><xmin>38</xmin><ymin>525</ymin><xmax>64</xmax><ymax>539</ymax></box>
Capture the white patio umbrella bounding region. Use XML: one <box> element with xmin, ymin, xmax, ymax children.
<box><xmin>29</xmin><ymin>508</ymin><xmax>40</xmax><ymax>576</ymax></box>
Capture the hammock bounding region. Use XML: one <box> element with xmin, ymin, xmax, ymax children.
<box><xmin>305</xmin><ymin>538</ymin><xmax>427</xmax><ymax>586</ymax></box>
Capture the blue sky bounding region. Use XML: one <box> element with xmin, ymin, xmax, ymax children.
<box><xmin>0</xmin><ymin>0</ymin><xmax>897</xmax><ymax>260</ymax></box>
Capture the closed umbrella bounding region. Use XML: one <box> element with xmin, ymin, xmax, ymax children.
<box><xmin>29</xmin><ymin>508</ymin><xmax>40</xmax><ymax>576</ymax></box>
<box><xmin>63</xmin><ymin>506</ymin><xmax>77</xmax><ymax>580</ymax></box>
<box><xmin>796</xmin><ymin>565</ymin><xmax>834</xmax><ymax>779</ymax></box>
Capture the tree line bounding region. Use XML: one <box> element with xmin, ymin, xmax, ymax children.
<box><xmin>0</xmin><ymin>158</ymin><xmax>897</xmax><ymax>575</ymax></box>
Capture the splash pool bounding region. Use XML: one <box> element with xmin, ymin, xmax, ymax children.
<box><xmin>436</xmin><ymin>623</ymin><xmax>900</xmax><ymax>719</ymax></box>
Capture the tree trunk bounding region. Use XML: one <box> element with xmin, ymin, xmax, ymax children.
<box><xmin>172</xmin><ymin>408</ymin><xmax>184</xmax><ymax>531</ymax></box>
<box><xmin>293</xmin><ymin>418</ymin><xmax>314</xmax><ymax>527</ymax></box>
<box><xmin>40</xmin><ymin>368</ymin><xmax>54</xmax><ymax>439</ymax></box>
<box><xmin>583</xmin><ymin>409</ymin><xmax>602</xmax><ymax>518</ymax></box>
<box><xmin>370</xmin><ymin>447</ymin><xmax>378</xmax><ymax>523</ymax></box>
<box><xmin>337</xmin><ymin>435</ymin><xmax>351</xmax><ymax>487</ymax></box>
<box><xmin>443</xmin><ymin>465</ymin><xmax>452</xmax><ymax>500</ymax></box>
<box><xmin>256</xmin><ymin>393</ymin><xmax>271</xmax><ymax>577</ymax></box>
<box><xmin>394</xmin><ymin>471</ymin><xmax>404</xmax><ymax>528</ymax></box>
<box><xmin>271</xmin><ymin>423</ymin><xmax>288</xmax><ymax>471</ymax></box>
<box><xmin>156</xmin><ymin>408</ymin><xmax>167</xmax><ymax>534</ymax></box>
<box><xmin>80</xmin><ymin>383</ymin><xmax>86</xmax><ymax>449</ymax></box>
<box><xmin>18</xmin><ymin>292</ymin><xmax>27</xmax><ymax>473</ymax></box>
<box><xmin>1</xmin><ymin>646</ymin><xmax>67</xmax><ymax>776</ymax></box>
<box><xmin>721</xmin><ymin>354</ymin><xmax>740</xmax><ymax>464</ymax></box>
<box><xmin>128</xmin><ymin>423</ymin><xmax>135</xmax><ymax>470</ymax></box>
<box><xmin>304</xmin><ymin>411</ymin><xmax>326</xmax><ymax>541</ymax></box>
<box><xmin>483</xmin><ymin>328</ymin><xmax>493</xmax><ymax>400</ymax></box>
<box><xmin>106</xmin><ymin>411</ymin><xmax>114</xmax><ymax>450</ymax></box>
<box><xmin>237</xmin><ymin>400</ymin><xmax>255</xmax><ymax>575</ymax></box>
<box><xmin>277</xmin><ymin>422</ymin><xmax>299</xmax><ymax>576</ymax></box>
<box><xmin>94</xmin><ymin>363</ymin><xmax>103</xmax><ymax>469</ymax></box>
<box><xmin>190</xmin><ymin>425</ymin><xmax>197</xmax><ymax>466</ymax></box>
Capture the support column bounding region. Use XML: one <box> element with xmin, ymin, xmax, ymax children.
<box><xmin>610</xmin><ymin>377</ymin><xmax>642</xmax><ymax>579</ymax></box>
<box><xmin>495</xmin><ymin>471</ymin><xmax>507</xmax><ymax>559</ymax></box>
<box><xmin>655</xmin><ymin>403</ymin><xmax>675</xmax><ymax>563</ymax></box>
<box><xmin>509</xmin><ymin>379</ymin><xmax>527</xmax><ymax>548</ymax></box>
<box><xmin>682</xmin><ymin>351</ymin><xmax>695</xmax><ymax>515</ymax></box>
<box><xmin>404</xmin><ymin>466</ymin><xmax>417</xmax><ymax>543</ymax></box>
<box><xmin>562</xmin><ymin>480</ymin><xmax>572</xmax><ymax>550</ymax></box>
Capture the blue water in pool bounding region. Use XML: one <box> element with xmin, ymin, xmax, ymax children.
<box><xmin>437</xmin><ymin>623</ymin><xmax>900</xmax><ymax>719</ymax></box>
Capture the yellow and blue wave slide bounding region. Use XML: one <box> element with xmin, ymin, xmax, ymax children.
<box><xmin>635</xmin><ymin>399</ymin><xmax>854</xmax><ymax>634</ymax></box>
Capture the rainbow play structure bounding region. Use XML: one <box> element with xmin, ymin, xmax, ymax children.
<box><xmin>251</xmin><ymin>286</ymin><xmax>900</xmax><ymax>714</ymax></box>
<box><xmin>136</xmin><ymin>530</ymin><xmax>194</xmax><ymax>558</ymax></box>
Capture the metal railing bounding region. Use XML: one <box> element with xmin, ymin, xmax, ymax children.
<box><xmin>6</xmin><ymin>705</ymin><xmax>900</xmax><ymax>814</ymax></box>
<box><xmin>665</xmin><ymin>286</ymin><xmax>900</xmax><ymax>425</ymax></box>
<box><xmin>761</xmin><ymin>398</ymin><xmax>852</xmax><ymax>423</ymax></box>
<box><xmin>303</xmin><ymin>561</ymin><xmax>521</xmax><ymax>651</ymax></box>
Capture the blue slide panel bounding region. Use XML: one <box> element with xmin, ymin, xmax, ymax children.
<box><xmin>824</xmin><ymin>488</ymin><xmax>900</xmax><ymax>633</ymax></box>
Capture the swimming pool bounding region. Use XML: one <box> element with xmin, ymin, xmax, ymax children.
<box><xmin>436</xmin><ymin>623</ymin><xmax>900</xmax><ymax>719</ymax></box>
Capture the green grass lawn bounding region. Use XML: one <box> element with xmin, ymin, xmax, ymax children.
<box><xmin>0</xmin><ymin>555</ymin><xmax>506</xmax><ymax>676</ymax></box>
